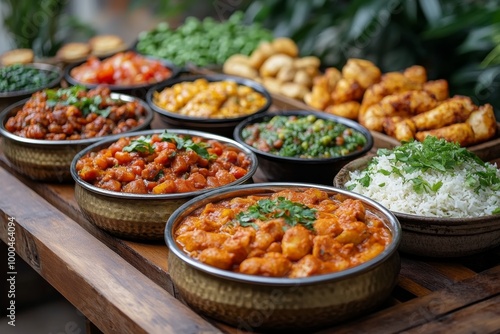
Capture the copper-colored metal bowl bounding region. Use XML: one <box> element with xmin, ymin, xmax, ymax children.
<box><xmin>0</xmin><ymin>93</ymin><xmax>153</xmax><ymax>182</ymax></box>
<box><xmin>146</xmin><ymin>74</ymin><xmax>272</xmax><ymax>138</ymax></box>
<box><xmin>165</xmin><ymin>183</ymin><xmax>401</xmax><ymax>331</ymax></box>
<box><xmin>71</xmin><ymin>129</ymin><xmax>259</xmax><ymax>240</ymax></box>
<box><xmin>334</xmin><ymin>155</ymin><xmax>500</xmax><ymax>257</ymax></box>
<box><xmin>233</xmin><ymin>110</ymin><xmax>374</xmax><ymax>185</ymax></box>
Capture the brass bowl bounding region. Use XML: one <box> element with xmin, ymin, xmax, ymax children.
<box><xmin>0</xmin><ymin>93</ymin><xmax>153</xmax><ymax>182</ymax></box>
<box><xmin>233</xmin><ymin>110</ymin><xmax>374</xmax><ymax>184</ymax></box>
<box><xmin>334</xmin><ymin>155</ymin><xmax>500</xmax><ymax>257</ymax></box>
<box><xmin>71</xmin><ymin>129</ymin><xmax>259</xmax><ymax>240</ymax></box>
<box><xmin>165</xmin><ymin>183</ymin><xmax>401</xmax><ymax>331</ymax></box>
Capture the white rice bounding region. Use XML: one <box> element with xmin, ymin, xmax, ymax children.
<box><xmin>345</xmin><ymin>153</ymin><xmax>500</xmax><ymax>218</ymax></box>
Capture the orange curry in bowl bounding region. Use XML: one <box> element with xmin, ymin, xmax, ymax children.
<box><xmin>174</xmin><ymin>188</ymin><xmax>392</xmax><ymax>278</ymax></box>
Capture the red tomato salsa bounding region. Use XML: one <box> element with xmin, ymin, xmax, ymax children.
<box><xmin>76</xmin><ymin>131</ymin><xmax>253</xmax><ymax>194</ymax></box>
<box><xmin>69</xmin><ymin>51</ymin><xmax>173</xmax><ymax>86</ymax></box>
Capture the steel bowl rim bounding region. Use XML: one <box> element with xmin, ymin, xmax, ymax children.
<box><xmin>70</xmin><ymin>128</ymin><xmax>259</xmax><ymax>200</ymax></box>
<box><xmin>0</xmin><ymin>63</ymin><xmax>63</xmax><ymax>98</ymax></box>
<box><xmin>335</xmin><ymin>155</ymin><xmax>500</xmax><ymax>226</ymax></box>
<box><xmin>64</xmin><ymin>54</ymin><xmax>180</xmax><ymax>91</ymax></box>
<box><xmin>165</xmin><ymin>182</ymin><xmax>401</xmax><ymax>286</ymax></box>
<box><xmin>233</xmin><ymin>110</ymin><xmax>374</xmax><ymax>164</ymax></box>
<box><xmin>0</xmin><ymin>92</ymin><xmax>154</xmax><ymax>146</ymax></box>
<box><xmin>146</xmin><ymin>73</ymin><xmax>272</xmax><ymax>124</ymax></box>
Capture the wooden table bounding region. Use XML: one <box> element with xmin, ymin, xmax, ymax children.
<box><xmin>1</xmin><ymin>114</ymin><xmax>500</xmax><ymax>334</ymax></box>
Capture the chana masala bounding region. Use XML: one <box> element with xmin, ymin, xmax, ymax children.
<box><xmin>76</xmin><ymin>131</ymin><xmax>252</xmax><ymax>194</ymax></box>
<box><xmin>4</xmin><ymin>86</ymin><xmax>148</xmax><ymax>140</ymax></box>
<box><xmin>175</xmin><ymin>188</ymin><xmax>392</xmax><ymax>278</ymax></box>
<box><xmin>152</xmin><ymin>78</ymin><xmax>268</xmax><ymax>118</ymax></box>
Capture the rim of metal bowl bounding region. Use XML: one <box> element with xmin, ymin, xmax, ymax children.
<box><xmin>146</xmin><ymin>74</ymin><xmax>272</xmax><ymax>124</ymax></box>
<box><xmin>0</xmin><ymin>63</ymin><xmax>63</xmax><ymax>98</ymax></box>
<box><xmin>0</xmin><ymin>93</ymin><xmax>154</xmax><ymax>146</ymax></box>
<box><xmin>70</xmin><ymin>128</ymin><xmax>259</xmax><ymax>199</ymax></box>
<box><xmin>233</xmin><ymin>110</ymin><xmax>374</xmax><ymax>164</ymax></box>
<box><xmin>64</xmin><ymin>55</ymin><xmax>180</xmax><ymax>91</ymax></box>
<box><xmin>165</xmin><ymin>182</ymin><xmax>401</xmax><ymax>286</ymax></box>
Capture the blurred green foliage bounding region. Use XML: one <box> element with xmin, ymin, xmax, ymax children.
<box><xmin>1</xmin><ymin>0</ymin><xmax>94</xmax><ymax>57</ymax></box>
<box><xmin>243</xmin><ymin>0</ymin><xmax>500</xmax><ymax>118</ymax></box>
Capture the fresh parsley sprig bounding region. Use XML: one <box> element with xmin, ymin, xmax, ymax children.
<box><xmin>45</xmin><ymin>85</ymin><xmax>113</xmax><ymax>117</ymax></box>
<box><xmin>234</xmin><ymin>197</ymin><xmax>317</xmax><ymax>230</ymax></box>
<box><xmin>123</xmin><ymin>135</ymin><xmax>155</xmax><ymax>154</ymax></box>
<box><xmin>122</xmin><ymin>130</ymin><xmax>217</xmax><ymax>161</ymax></box>
<box><xmin>159</xmin><ymin>131</ymin><xmax>216</xmax><ymax>160</ymax></box>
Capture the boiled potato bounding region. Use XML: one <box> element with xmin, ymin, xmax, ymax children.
<box><xmin>280</xmin><ymin>82</ymin><xmax>309</xmax><ymax>100</ymax></box>
<box><xmin>271</xmin><ymin>37</ymin><xmax>299</xmax><ymax>58</ymax></box>
<box><xmin>223</xmin><ymin>62</ymin><xmax>258</xmax><ymax>79</ymax></box>
<box><xmin>276</xmin><ymin>65</ymin><xmax>296</xmax><ymax>82</ymax></box>
<box><xmin>249</xmin><ymin>41</ymin><xmax>275</xmax><ymax>69</ymax></box>
<box><xmin>294</xmin><ymin>69</ymin><xmax>313</xmax><ymax>87</ymax></box>
<box><xmin>260</xmin><ymin>54</ymin><xmax>294</xmax><ymax>77</ymax></box>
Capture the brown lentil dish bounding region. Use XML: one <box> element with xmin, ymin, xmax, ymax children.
<box><xmin>4</xmin><ymin>85</ymin><xmax>147</xmax><ymax>140</ymax></box>
<box><xmin>76</xmin><ymin>130</ymin><xmax>252</xmax><ymax>194</ymax></box>
<box><xmin>152</xmin><ymin>78</ymin><xmax>268</xmax><ymax>118</ymax></box>
<box><xmin>175</xmin><ymin>188</ymin><xmax>392</xmax><ymax>278</ymax></box>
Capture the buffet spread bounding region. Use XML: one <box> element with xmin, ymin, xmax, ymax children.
<box><xmin>1</xmin><ymin>11</ymin><xmax>499</xmax><ymax>333</ymax></box>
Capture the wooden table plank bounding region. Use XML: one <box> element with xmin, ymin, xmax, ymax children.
<box><xmin>405</xmin><ymin>294</ymin><xmax>500</xmax><ymax>334</ymax></box>
<box><xmin>325</xmin><ymin>266</ymin><xmax>500</xmax><ymax>334</ymax></box>
<box><xmin>0</xmin><ymin>166</ymin><xmax>221</xmax><ymax>334</ymax></box>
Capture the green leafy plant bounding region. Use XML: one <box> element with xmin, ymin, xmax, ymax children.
<box><xmin>1</xmin><ymin>0</ymin><xmax>94</xmax><ymax>57</ymax></box>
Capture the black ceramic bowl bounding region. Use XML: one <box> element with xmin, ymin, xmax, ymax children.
<box><xmin>233</xmin><ymin>110</ymin><xmax>374</xmax><ymax>185</ymax></box>
<box><xmin>0</xmin><ymin>63</ymin><xmax>62</xmax><ymax>112</ymax></box>
<box><xmin>64</xmin><ymin>53</ymin><xmax>179</xmax><ymax>100</ymax></box>
<box><xmin>146</xmin><ymin>74</ymin><xmax>272</xmax><ymax>137</ymax></box>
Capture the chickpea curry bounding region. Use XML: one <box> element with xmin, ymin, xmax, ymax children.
<box><xmin>76</xmin><ymin>130</ymin><xmax>252</xmax><ymax>194</ymax></box>
<box><xmin>152</xmin><ymin>78</ymin><xmax>268</xmax><ymax>118</ymax></box>
<box><xmin>175</xmin><ymin>188</ymin><xmax>392</xmax><ymax>278</ymax></box>
<box><xmin>5</xmin><ymin>86</ymin><xmax>148</xmax><ymax>140</ymax></box>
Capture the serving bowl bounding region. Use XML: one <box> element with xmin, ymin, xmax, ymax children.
<box><xmin>233</xmin><ymin>110</ymin><xmax>374</xmax><ymax>184</ymax></box>
<box><xmin>64</xmin><ymin>51</ymin><xmax>179</xmax><ymax>99</ymax></box>
<box><xmin>334</xmin><ymin>155</ymin><xmax>500</xmax><ymax>257</ymax></box>
<box><xmin>146</xmin><ymin>74</ymin><xmax>272</xmax><ymax>137</ymax></box>
<box><xmin>0</xmin><ymin>92</ymin><xmax>153</xmax><ymax>181</ymax></box>
<box><xmin>0</xmin><ymin>63</ymin><xmax>62</xmax><ymax>111</ymax></box>
<box><xmin>165</xmin><ymin>182</ymin><xmax>401</xmax><ymax>331</ymax></box>
<box><xmin>71</xmin><ymin>129</ymin><xmax>258</xmax><ymax>240</ymax></box>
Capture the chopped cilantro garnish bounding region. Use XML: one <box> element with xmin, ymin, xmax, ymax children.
<box><xmin>45</xmin><ymin>85</ymin><xmax>114</xmax><ymax>117</ymax></box>
<box><xmin>122</xmin><ymin>130</ymin><xmax>217</xmax><ymax>161</ymax></box>
<box><xmin>123</xmin><ymin>135</ymin><xmax>155</xmax><ymax>154</ymax></box>
<box><xmin>234</xmin><ymin>197</ymin><xmax>317</xmax><ymax>230</ymax></box>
